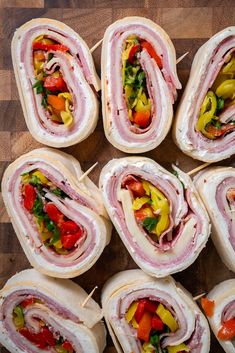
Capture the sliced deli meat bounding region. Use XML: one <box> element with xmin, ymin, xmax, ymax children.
<box><xmin>0</xmin><ymin>269</ymin><xmax>106</xmax><ymax>353</ymax></box>
<box><xmin>173</xmin><ymin>27</ymin><xmax>235</xmax><ymax>162</ymax></box>
<box><xmin>102</xmin><ymin>269</ymin><xmax>210</xmax><ymax>353</ymax></box>
<box><xmin>194</xmin><ymin>166</ymin><xmax>235</xmax><ymax>272</ymax></box>
<box><xmin>102</xmin><ymin>16</ymin><xmax>181</xmax><ymax>153</ymax></box>
<box><xmin>99</xmin><ymin>157</ymin><xmax>210</xmax><ymax>277</ymax></box>
<box><xmin>12</xmin><ymin>18</ymin><xmax>100</xmax><ymax>147</ymax></box>
<box><xmin>1</xmin><ymin>148</ymin><xmax>112</xmax><ymax>278</ymax></box>
<box><xmin>202</xmin><ymin>279</ymin><xmax>235</xmax><ymax>352</ymax></box>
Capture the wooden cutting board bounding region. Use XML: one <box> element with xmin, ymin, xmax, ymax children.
<box><xmin>0</xmin><ymin>1</ymin><xmax>234</xmax><ymax>352</ymax></box>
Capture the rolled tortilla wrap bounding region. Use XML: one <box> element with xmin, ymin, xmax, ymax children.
<box><xmin>2</xmin><ymin>148</ymin><xmax>112</xmax><ymax>278</ymax></box>
<box><xmin>173</xmin><ymin>27</ymin><xmax>235</xmax><ymax>162</ymax></box>
<box><xmin>102</xmin><ymin>16</ymin><xmax>181</xmax><ymax>153</ymax></box>
<box><xmin>0</xmin><ymin>268</ymin><xmax>106</xmax><ymax>353</ymax></box>
<box><xmin>194</xmin><ymin>166</ymin><xmax>235</xmax><ymax>272</ymax></box>
<box><xmin>99</xmin><ymin>157</ymin><xmax>210</xmax><ymax>278</ymax></box>
<box><xmin>206</xmin><ymin>279</ymin><xmax>235</xmax><ymax>352</ymax></box>
<box><xmin>12</xmin><ymin>18</ymin><xmax>100</xmax><ymax>148</ymax></box>
<box><xmin>102</xmin><ymin>269</ymin><xmax>210</xmax><ymax>353</ymax></box>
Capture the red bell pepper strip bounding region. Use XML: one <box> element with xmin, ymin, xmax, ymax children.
<box><xmin>60</xmin><ymin>220</ymin><xmax>79</xmax><ymax>235</ymax></box>
<box><xmin>135</xmin><ymin>299</ymin><xmax>158</xmax><ymax>323</ymax></box>
<box><xmin>201</xmin><ymin>297</ymin><xmax>215</xmax><ymax>317</ymax></box>
<box><xmin>125</xmin><ymin>180</ymin><xmax>146</xmax><ymax>197</ymax></box>
<box><xmin>151</xmin><ymin>315</ymin><xmax>164</xmax><ymax>331</ymax></box>
<box><xmin>141</xmin><ymin>41</ymin><xmax>162</xmax><ymax>69</ymax></box>
<box><xmin>41</xmin><ymin>327</ymin><xmax>56</xmax><ymax>346</ymax></box>
<box><xmin>44</xmin><ymin>76</ymin><xmax>68</xmax><ymax>92</ymax></box>
<box><xmin>20</xmin><ymin>297</ymin><xmax>35</xmax><ymax>308</ymax></box>
<box><xmin>61</xmin><ymin>230</ymin><xmax>83</xmax><ymax>250</ymax></box>
<box><xmin>144</xmin><ymin>299</ymin><xmax>158</xmax><ymax>313</ymax></box>
<box><xmin>217</xmin><ymin>318</ymin><xmax>235</xmax><ymax>340</ymax></box>
<box><xmin>128</xmin><ymin>44</ymin><xmax>140</xmax><ymax>64</ymax></box>
<box><xmin>62</xmin><ymin>341</ymin><xmax>74</xmax><ymax>353</ymax></box>
<box><xmin>137</xmin><ymin>311</ymin><xmax>152</xmax><ymax>342</ymax></box>
<box><xmin>135</xmin><ymin>300</ymin><xmax>146</xmax><ymax>323</ymax></box>
<box><xmin>33</xmin><ymin>42</ymin><xmax>69</xmax><ymax>52</ymax></box>
<box><xmin>45</xmin><ymin>203</ymin><xmax>64</xmax><ymax>224</ymax></box>
<box><xmin>24</xmin><ymin>184</ymin><xmax>37</xmax><ymax>211</ymax></box>
<box><xmin>19</xmin><ymin>328</ymin><xmax>47</xmax><ymax>349</ymax></box>
<box><xmin>133</xmin><ymin>111</ymin><xmax>151</xmax><ymax>128</ymax></box>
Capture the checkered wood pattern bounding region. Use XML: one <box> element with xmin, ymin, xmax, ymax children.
<box><xmin>0</xmin><ymin>0</ymin><xmax>235</xmax><ymax>352</ymax></box>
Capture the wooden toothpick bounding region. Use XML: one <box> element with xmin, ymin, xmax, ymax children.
<box><xmin>187</xmin><ymin>163</ymin><xmax>211</xmax><ymax>176</ymax></box>
<box><xmin>81</xmin><ymin>286</ymin><xmax>98</xmax><ymax>307</ymax></box>
<box><xmin>193</xmin><ymin>293</ymin><xmax>206</xmax><ymax>301</ymax></box>
<box><xmin>78</xmin><ymin>162</ymin><xmax>98</xmax><ymax>182</ymax></box>
<box><xmin>176</xmin><ymin>51</ymin><xmax>189</xmax><ymax>64</ymax></box>
<box><xmin>90</xmin><ymin>38</ymin><xmax>103</xmax><ymax>53</ymax></box>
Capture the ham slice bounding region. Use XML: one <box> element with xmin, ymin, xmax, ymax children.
<box><xmin>0</xmin><ymin>269</ymin><xmax>106</xmax><ymax>353</ymax></box>
<box><xmin>194</xmin><ymin>166</ymin><xmax>235</xmax><ymax>272</ymax></box>
<box><xmin>101</xmin><ymin>269</ymin><xmax>210</xmax><ymax>353</ymax></box>
<box><xmin>99</xmin><ymin>157</ymin><xmax>210</xmax><ymax>277</ymax></box>
<box><xmin>11</xmin><ymin>18</ymin><xmax>100</xmax><ymax>148</ymax></box>
<box><xmin>1</xmin><ymin>148</ymin><xmax>112</xmax><ymax>278</ymax></box>
<box><xmin>207</xmin><ymin>279</ymin><xmax>235</xmax><ymax>353</ymax></box>
<box><xmin>173</xmin><ymin>27</ymin><xmax>235</xmax><ymax>162</ymax></box>
<box><xmin>101</xmin><ymin>17</ymin><xmax>181</xmax><ymax>153</ymax></box>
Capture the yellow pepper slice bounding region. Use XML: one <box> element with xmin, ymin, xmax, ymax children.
<box><xmin>41</xmin><ymin>37</ymin><xmax>55</xmax><ymax>45</ymax></box>
<box><xmin>211</xmin><ymin>72</ymin><xmax>233</xmax><ymax>92</ymax></box>
<box><xmin>142</xmin><ymin>342</ymin><xmax>155</xmax><ymax>353</ymax></box>
<box><xmin>142</xmin><ymin>180</ymin><xmax>151</xmax><ymax>196</ymax></box>
<box><xmin>58</xmin><ymin>92</ymin><xmax>72</xmax><ymax>102</ymax></box>
<box><xmin>167</xmin><ymin>343</ymin><xmax>190</xmax><ymax>353</ymax></box>
<box><xmin>156</xmin><ymin>304</ymin><xmax>178</xmax><ymax>332</ymax></box>
<box><xmin>222</xmin><ymin>56</ymin><xmax>235</xmax><ymax>74</ymax></box>
<box><xmin>132</xmin><ymin>196</ymin><xmax>150</xmax><ymax>211</ymax></box>
<box><xmin>21</xmin><ymin>173</ymin><xmax>30</xmax><ymax>184</ymax></box>
<box><xmin>156</xmin><ymin>214</ymin><xmax>170</xmax><ymax>237</ymax></box>
<box><xmin>34</xmin><ymin>35</ymin><xmax>44</xmax><ymax>42</ymax></box>
<box><xmin>215</xmin><ymin>79</ymin><xmax>235</xmax><ymax>99</ymax></box>
<box><xmin>148</xmin><ymin>183</ymin><xmax>170</xmax><ymax>215</ymax></box>
<box><xmin>13</xmin><ymin>306</ymin><xmax>25</xmax><ymax>329</ymax></box>
<box><xmin>41</xmin><ymin>232</ymin><xmax>52</xmax><ymax>242</ymax></box>
<box><xmin>131</xmin><ymin>317</ymin><xmax>139</xmax><ymax>329</ymax></box>
<box><xmin>125</xmin><ymin>302</ymin><xmax>138</xmax><ymax>323</ymax></box>
<box><xmin>32</xmin><ymin>170</ymin><xmax>49</xmax><ymax>184</ymax></box>
<box><xmin>53</xmin><ymin>240</ymin><xmax>63</xmax><ymax>249</ymax></box>
<box><xmin>61</xmin><ymin>111</ymin><xmax>73</xmax><ymax>127</ymax></box>
<box><xmin>135</xmin><ymin>98</ymin><xmax>151</xmax><ymax>113</ymax></box>
<box><xmin>196</xmin><ymin>91</ymin><xmax>217</xmax><ymax>139</ymax></box>
<box><xmin>33</xmin><ymin>58</ymin><xmax>44</xmax><ymax>73</ymax></box>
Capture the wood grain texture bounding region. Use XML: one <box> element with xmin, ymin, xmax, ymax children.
<box><xmin>0</xmin><ymin>1</ymin><xmax>234</xmax><ymax>353</ymax></box>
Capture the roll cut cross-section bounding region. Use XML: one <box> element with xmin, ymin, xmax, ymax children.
<box><xmin>101</xmin><ymin>269</ymin><xmax>210</xmax><ymax>353</ymax></box>
<box><xmin>173</xmin><ymin>27</ymin><xmax>235</xmax><ymax>162</ymax></box>
<box><xmin>0</xmin><ymin>269</ymin><xmax>106</xmax><ymax>353</ymax></box>
<box><xmin>102</xmin><ymin>16</ymin><xmax>181</xmax><ymax>153</ymax></box>
<box><xmin>12</xmin><ymin>18</ymin><xmax>100</xmax><ymax>147</ymax></box>
<box><xmin>194</xmin><ymin>166</ymin><xmax>235</xmax><ymax>272</ymax></box>
<box><xmin>99</xmin><ymin>157</ymin><xmax>210</xmax><ymax>277</ymax></box>
<box><xmin>1</xmin><ymin>148</ymin><xmax>112</xmax><ymax>278</ymax></box>
<box><xmin>202</xmin><ymin>279</ymin><xmax>235</xmax><ymax>352</ymax></box>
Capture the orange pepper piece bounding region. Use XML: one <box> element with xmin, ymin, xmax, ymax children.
<box><xmin>47</xmin><ymin>95</ymin><xmax>65</xmax><ymax>112</ymax></box>
<box><xmin>201</xmin><ymin>297</ymin><xmax>215</xmax><ymax>317</ymax></box>
<box><xmin>217</xmin><ymin>318</ymin><xmax>235</xmax><ymax>340</ymax></box>
<box><xmin>137</xmin><ymin>311</ymin><xmax>152</xmax><ymax>342</ymax></box>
